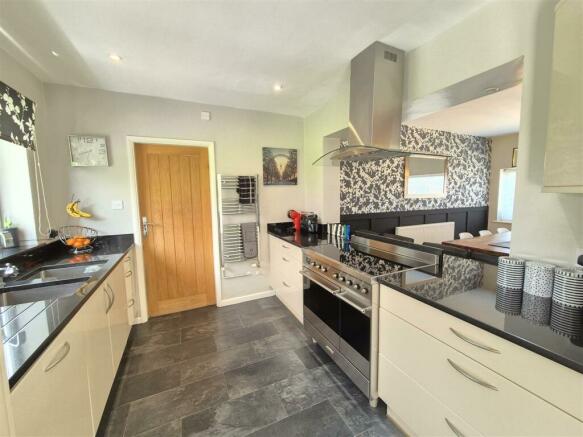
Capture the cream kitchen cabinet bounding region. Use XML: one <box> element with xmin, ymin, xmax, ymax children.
<box><xmin>543</xmin><ymin>0</ymin><xmax>583</xmax><ymax>193</ymax></box>
<box><xmin>268</xmin><ymin>235</ymin><xmax>303</xmax><ymax>323</ymax></box>
<box><xmin>378</xmin><ymin>285</ymin><xmax>583</xmax><ymax>436</ymax></box>
<box><xmin>123</xmin><ymin>249</ymin><xmax>139</xmax><ymax>324</ymax></box>
<box><xmin>10</xmin><ymin>254</ymin><xmax>133</xmax><ymax>437</ymax></box>
<box><xmin>10</xmin><ymin>308</ymin><xmax>94</xmax><ymax>437</ymax></box>
<box><xmin>83</xmin><ymin>285</ymin><xmax>115</xmax><ymax>432</ymax></box>
<box><xmin>104</xmin><ymin>260</ymin><xmax>132</xmax><ymax>370</ymax></box>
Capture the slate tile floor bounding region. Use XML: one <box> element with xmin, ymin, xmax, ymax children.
<box><xmin>99</xmin><ymin>297</ymin><xmax>403</xmax><ymax>437</ymax></box>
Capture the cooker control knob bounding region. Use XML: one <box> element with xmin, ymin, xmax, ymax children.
<box><xmin>361</xmin><ymin>287</ymin><xmax>369</xmax><ymax>294</ymax></box>
<box><xmin>310</xmin><ymin>261</ymin><xmax>317</xmax><ymax>267</ymax></box>
<box><xmin>320</xmin><ymin>267</ymin><xmax>328</xmax><ymax>272</ymax></box>
<box><xmin>352</xmin><ymin>284</ymin><xmax>360</xmax><ymax>290</ymax></box>
<box><xmin>345</xmin><ymin>279</ymin><xmax>353</xmax><ymax>286</ymax></box>
<box><xmin>338</xmin><ymin>276</ymin><xmax>346</xmax><ymax>282</ymax></box>
<box><xmin>332</xmin><ymin>273</ymin><xmax>339</xmax><ymax>279</ymax></box>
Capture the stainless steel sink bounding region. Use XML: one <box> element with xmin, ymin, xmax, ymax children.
<box><xmin>19</xmin><ymin>260</ymin><xmax>106</xmax><ymax>284</ymax></box>
<box><xmin>0</xmin><ymin>278</ymin><xmax>90</xmax><ymax>306</ymax></box>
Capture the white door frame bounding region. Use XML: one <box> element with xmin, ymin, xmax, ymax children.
<box><xmin>126</xmin><ymin>136</ymin><xmax>222</xmax><ymax>323</ymax></box>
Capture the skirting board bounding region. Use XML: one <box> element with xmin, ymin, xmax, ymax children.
<box><xmin>219</xmin><ymin>289</ymin><xmax>275</xmax><ymax>307</ymax></box>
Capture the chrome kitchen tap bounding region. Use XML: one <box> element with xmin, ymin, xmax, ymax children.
<box><xmin>0</xmin><ymin>263</ymin><xmax>20</xmax><ymax>287</ymax></box>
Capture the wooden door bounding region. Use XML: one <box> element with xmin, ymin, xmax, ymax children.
<box><xmin>135</xmin><ymin>144</ymin><xmax>216</xmax><ymax>316</ymax></box>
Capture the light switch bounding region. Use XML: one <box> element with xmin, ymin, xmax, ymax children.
<box><xmin>111</xmin><ymin>200</ymin><xmax>124</xmax><ymax>210</ymax></box>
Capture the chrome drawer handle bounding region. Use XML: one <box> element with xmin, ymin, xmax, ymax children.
<box><xmin>447</xmin><ymin>359</ymin><xmax>498</xmax><ymax>391</ymax></box>
<box><xmin>125</xmin><ymin>271</ymin><xmax>133</xmax><ymax>278</ymax></box>
<box><xmin>104</xmin><ymin>286</ymin><xmax>113</xmax><ymax>313</ymax></box>
<box><xmin>282</xmin><ymin>281</ymin><xmax>291</xmax><ymax>288</ymax></box>
<box><xmin>124</xmin><ymin>257</ymin><xmax>131</xmax><ymax>263</ymax></box>
<box><xmin>324</xmin><ymin>345</ymin><xmax>334</xmax><ymax>355</ymax></box>
<box><xmin>450</xmin><ymin>328</ymin><xmax>500</xmax><ymax>354</ymax></box>
<box><xmin>281</xmin><ymin>244</ymin><xmax>290</xmax><ymax>249</ymax></box>
<box><xmin>44</xmin><ymin>342</ymin><xmax>71</xmax><ymax>372</ymax></box>
<box><xmin>128</xmin><ymin>298</ymin><xmax>135</xmax><ymax>308</ymax></box>
<box><xmin>105</xmin><ymin>284</ymin><xmax>115</xmax><ymax>313</ymax></box>
<box><xmin>445</xmin><ymin>418</ymin><xmax>466</xmax><ymax>437</ymax></box>
<box><xmin>282</xmin><ymin>256</ymin><xmax>290</xmax><ymax>262</ymax></box>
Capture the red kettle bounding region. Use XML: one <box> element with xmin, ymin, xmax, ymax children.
<box><xmin>287</xmin><ymin>210</ymin><xmax>302</xmax><ymax>233</ymax></box>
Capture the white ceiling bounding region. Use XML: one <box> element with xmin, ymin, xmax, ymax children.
<box><xmin>405</xmin><ymin>84</ymin><xmax>522</xmax><ymax>137</ymax></box>
<box><xmin>0</xmin><ymin>0</ymin><xmax>488</xmax><ymax>117</ymax></box>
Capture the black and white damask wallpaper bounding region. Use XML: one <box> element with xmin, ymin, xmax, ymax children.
<box><xmin>340</xmin><ymin>125</ymin><xmax>491</xmax><ymax>215</ymax></box>
<box><xmin>0</xmin><ymin>81</ymin><xmax>36</xmax><ymax>150</ymax></box>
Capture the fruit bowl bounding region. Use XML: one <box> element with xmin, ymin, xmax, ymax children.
<box><xmin>58</xmin><ymin>226</ymin><xmax>98</xmax><ymax>254</ymax></box>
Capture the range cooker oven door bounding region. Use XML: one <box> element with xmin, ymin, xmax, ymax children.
<box><xmin>302</xmin><ymin>269</ymin><xmax>340</xmax><ymax>348</ymax></box>
<box><xmin>339</xmin><ymin>293</ymin><xmax>371</xmax><ymax>377</ymax></box>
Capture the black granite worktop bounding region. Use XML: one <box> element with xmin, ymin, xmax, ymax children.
<box><xmin>379</xmin><ymin>254</ymin><xmax>583</xmax><ymax>374</ymax></box>
<box><xmin>1</xmin><ymin>234</ymin><xmax>134</xmax><ymax>388</ymax></box>
<box><xmin>267</xmin><ymin>222</ymin><xmax>327</xmax><ymax>248</ymax></box>
<box><xmin>0</xmin><ymin>239</ymin><xmax>56</xmax><ymax>261</ymax></box>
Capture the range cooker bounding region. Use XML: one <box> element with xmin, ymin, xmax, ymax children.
<box><xmin>301</xmin><ymin>234</ymin><xmax>440</xmax><ymax>406</ymax></box>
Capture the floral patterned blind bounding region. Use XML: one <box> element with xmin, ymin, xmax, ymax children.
<box><xmin>0</xmin><ymin>81</ymin><xmax>36</xmax><ymax>150</ymax></box>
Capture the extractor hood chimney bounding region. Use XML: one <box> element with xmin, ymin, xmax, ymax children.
<box><xmin>313</xmin><ymin>42</ymin><xmax>448</xmax><ymax>165</ymax></box>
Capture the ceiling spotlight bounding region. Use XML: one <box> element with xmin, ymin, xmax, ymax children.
<box><xmin>109</xmin><ymin>53</ymin><xmax>122</xmax><ymax>62</ymax></box>
<box><xmin>50</xmin><ymin>50</ymin><xmax>59</xmax><ymax>57</ymax></box>
<box><xmin>273</xmin><ymin>83</ymin><xmax>284</xmax><ymax>92</ymax></box>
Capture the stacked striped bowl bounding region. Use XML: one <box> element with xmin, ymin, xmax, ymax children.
<box><xmin>521</xmin><ymin>261</ymin><xmax>555</xmax><ymax>325</ymax></box>
<box><xmin>550</xmin><ymin>267</ymin><xmax>583</xmax><ymax>338</ymax></box>
<box><xmin>496</xmin><ymin>257</ymin><xmax>526</xmax><ymax>315</ymax></box>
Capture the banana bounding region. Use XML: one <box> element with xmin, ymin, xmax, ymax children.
<box><xmin>66</xmin><ymin>201</ymin><xmax>81</xmax><ymax>218</ymax></box>
<box><xmin>72</xmin><ymin>201</ymin><xmax>92</xmax><ymax>219</ymax></box>
<box><xmin>66</xmin><ymin>200</ymin><xmax>92</xmax><ymax>219</ymax></box>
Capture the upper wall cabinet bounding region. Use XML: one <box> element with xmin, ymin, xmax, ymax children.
<box><xmin>543</xmin><ymin>0</ymin><xmax>583</xmax><ymax>193</ymax></box>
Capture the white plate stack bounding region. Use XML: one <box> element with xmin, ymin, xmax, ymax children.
<box><xmin>550</xmin><ymin>267</ymin><xmax>583</xmax><ymax>338</ymax></box>
<box><xmin>521</xmin><ymin>261</ymin><xmax>554</xmax><ymax>324</ymax></box>
<box><xmin>496</xmin><ymin>257</ymin><xmax>526</xmax><ymax>315</ymax></box>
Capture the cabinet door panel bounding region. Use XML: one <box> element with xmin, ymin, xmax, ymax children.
<box><xmin>11</xmin><ymin>312</ymin><xmax>93</xmax><ymax>437</ymax></box>
<box><xmin>83</xmin><ymin>286</ymin><xmax>115</xmax><ymax>432</ymax></box>
<box><xmin>379</xmin><ymin>354</ymin><xmax>482</xmax><ymax>437</ymax></box>
<box><xmin>107</xmin><ymin>262</ymin><xmax>131</xmax><ymax>369</ymax></box>
<box><xmin>544</xmin><ymin>0</ymin><xmax>583</xmax><ymax>192</ymax></box>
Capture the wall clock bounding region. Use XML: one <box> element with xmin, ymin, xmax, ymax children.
<box><xmin>68</xmin><ymin>135</ymin><xmax>109</xmax><ymax>167</ymax></box>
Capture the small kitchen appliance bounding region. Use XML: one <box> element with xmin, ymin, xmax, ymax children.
<box><xmin>300</xmin><ymin>213</ymin><xmax>318</xmax><ymax>234</ymax></box>
<box><xmin>0</xmin><ymin>229</ymin><xmax>17</xmax><ymax>249</ymax></box>
<box><xmin>287</xmin><ymin>210</ymin><xmax>302</xmax><ymax>233</ymax></box>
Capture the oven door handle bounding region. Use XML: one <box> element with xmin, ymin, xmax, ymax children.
<box><xmin>300</xmin><ymin>269</ymin><xmax>341</xmax><ymax>295</ymax></box>
<box><xmin>337</xmin><ymin>291</ymin><xmax>372</xmax><ymax>315</ymax></box>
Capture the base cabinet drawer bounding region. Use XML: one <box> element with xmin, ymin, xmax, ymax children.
<box><xmin>380</xmin><ymin>308</ymin><xmax>583</xmax><ymax>436</ymax></box>
<box><xmin>10</xmin><ymin>312</ymin><xmax>93</xmax><ymax>437</ymax></box>
<box><xmin>269</xmin><ymin>235</ymin><xmax>303</xmax><ymax>323</ymax></box>
<box><xmin>379</xmin><ymin>354</ymin><xmax>482</xmax><ymax>437</ymax></box>
<box><xmin>380</xmin><ymin>285</ymin><xmax>583</xmax><ymax>421</ymax></box>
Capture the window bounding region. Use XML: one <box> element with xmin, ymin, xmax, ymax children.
<box><xmin>497</xmin><ymin>168</ymin><xmax>517</xmax><ymax>222</ymax></box>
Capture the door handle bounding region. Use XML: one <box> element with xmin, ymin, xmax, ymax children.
<box><xmin>105</xmin><ymin>284</ymin><xmax>115</xmax><ymax>313</ymax></box>
<box><xmin>449</xmin><ymin>328</ymin><xmax>500</xmax><ymax>354</ymax></box>
<box><xmin>447</xmin><ymin>358</ymin><xmax>498</xmax><ymax>391</ymax></box>
<box><xmin>445</xmin><ymin>418</ymin><xmax>466</xmax><ymax>437</ymax></box>
<box><xmin>142</xmin><ymin>216</ymin><xmax>160</xmax><ymax>237</ymax></box>
<box><xmin>44</xmin><ymin>342</ymin><xmax>71</xmax><ymax>372</ymax></box>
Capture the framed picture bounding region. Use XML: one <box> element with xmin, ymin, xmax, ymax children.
<box><xmin>512</xmin><ymin>147</ymin><xmax>518</xmax><ymax>167</ymax></box>
<box><xmin>68</xmin><ymin>135</ymin><xmax>109</xmax><ymax>167</ymax></box>
<box><xmin>262</xmin><ymin>147</ymin><xmax>298</xmax><ymax>185</ymax></box>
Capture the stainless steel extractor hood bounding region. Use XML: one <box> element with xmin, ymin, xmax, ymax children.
<box><xmin>313</xmin><ymin>42</ymin><xmax>448</xmax><ymax>166</ymax></box>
